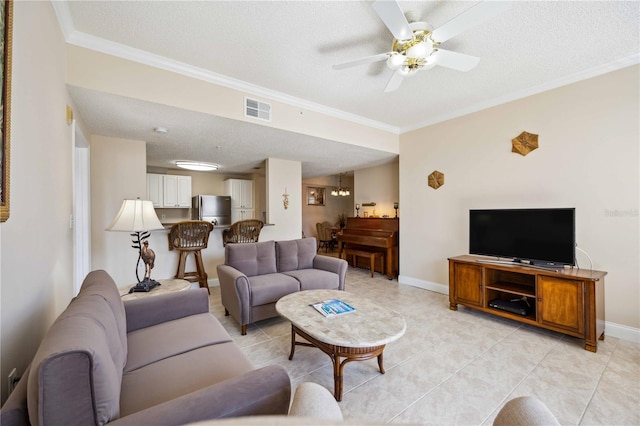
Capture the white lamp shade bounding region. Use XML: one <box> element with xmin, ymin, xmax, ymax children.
<box><xmin>107</xmin><ymin>199</ymin><xmax>164</xmax><ymax>232</ymax></box>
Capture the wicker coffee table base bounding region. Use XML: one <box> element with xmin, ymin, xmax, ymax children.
<box><xmin>288</xmin><ymin>324</ymin><xmax>385</xmax><ymax>401</ymax></box>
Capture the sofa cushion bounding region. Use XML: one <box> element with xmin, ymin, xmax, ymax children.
<box><xmin>282</xmin><ymin>269</ymin><xmax>340</xmax><ymax>291</ymax></box>
<box><xmin>226</xmin><ymin>240</ymin><xmax>277</xmax><ymax>277</ymax></box>
<box><xmin>276</xmin><ymin>238</ymin><xmax>317</xmax><ymax>272</ymax></box>
<box><xmin>119</xmin><ymin>342</ymin><xmax>255</xmax><ymax>417</ymax></box>
<box><xmin>124</xmin><ymin>313</ymin><xmax>232</xmax><ymax>372</ymax></box>
<box><xmin>249</xmin><ymin>273</ymin><xmax>301</xmax><ymax>306</ymax></box>
<box><xmin>77</xmin><ymin>269</ymin><xmax>128</xmax><ymax>367</ymax></box>
<box><xmin>28</xmin><ymin>295</ymin><xmax>124</xmax><ymax>426</ymax></box>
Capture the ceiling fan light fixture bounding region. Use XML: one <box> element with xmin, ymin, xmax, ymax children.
<box><xmin>406</xmin><ymin>40</ymin><xmax>432</xmax><ymax>59</ymax></box>
<box><xmin>422</xmin><ymin>52</ymin><xmax>438</xmax><ymax>70</ymax></box>
<box><xmin>175</xmin><ymin>161</ymin><xmax>219</xmax><ymax>171</ymax></box>
<box><xmin>386</xmin><ymin>54</ymin><xmax>405</xmax><ymax>70</ymax></box>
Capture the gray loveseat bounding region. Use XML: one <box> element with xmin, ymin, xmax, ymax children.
<box><xmin>217</xmin><ymin>237</ymin><xmax>348</xmax><ymax>335</ymax></box>
<box><xmin>1</xmin><ymin>270</ymin><xmax>291</xmax><ymax>426</ymax></box>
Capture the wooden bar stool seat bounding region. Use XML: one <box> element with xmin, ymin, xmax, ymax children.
<box><xmin>344</xmin><ymin>249</ymin><xmax>384</xmax><ymax>278</ymax></box>
<box><xmin>168</xmin><ymin>220</ymin><xmax>214</xmax><ymax>293</ymax></box>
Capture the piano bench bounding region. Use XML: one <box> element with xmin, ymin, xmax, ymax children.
<box><xmin>344</xmin><ymin>249</ymin><xmax>384</xmax><ymax>278</ymax></box>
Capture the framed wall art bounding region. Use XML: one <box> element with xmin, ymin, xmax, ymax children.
<box><xmin>1</xmin><ymin>0</ymin><xmax>13</xmax><ymax>222</ymax></box>
<box><xmin>307</xmin><ymin>187</ymin><xmax>325</xmax><ymax>206</ymax></box>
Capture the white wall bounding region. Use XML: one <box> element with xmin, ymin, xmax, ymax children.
<box><xmin>262</xmin><ymin>158</ymin><xmax>302</xmax><ymax>241</ymax></box>
<box><xmin>0</xmin><ymin>1</ymin><xmax>74</xmax><ymax>404</ymax></box>
<box><xmin>399</xmin><ymin>65</ymin><xmax>639</xmax><ymax>331</ymax></box>
<box><xmin>302</xmin><ymin>174</ymin><xmax>353</xmax><ymax>240</ymax></box>
<box><xmin>354</xmin><ymin>159</ymin><xmax>400</xmax><ymax>219</ymax></box>
<box><xmin>90</xmin><ymin>136</ymin><xmax>148</xmax><ymax>287</ymax></box>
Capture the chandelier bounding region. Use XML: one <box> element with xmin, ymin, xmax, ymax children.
<box><xmin>331</xmin><ymin>173</ymin><xmax>350</xmax><ymax>197</ymax></box>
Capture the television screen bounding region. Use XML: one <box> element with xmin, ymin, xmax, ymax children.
<box><xmin>469</xmin><ymin>208</ymin><xmax>575</xmax><ymax>266</ymax></box>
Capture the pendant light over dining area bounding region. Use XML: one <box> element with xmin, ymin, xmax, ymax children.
<box><xmin>331</xmin><ymin>173</ymin><xmax>350</xmax><ymax>196</ymax></box>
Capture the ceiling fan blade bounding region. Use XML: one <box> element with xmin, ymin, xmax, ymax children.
<box><xmin>384</xmin><ymin>70</ymin><xmax>405</xmax><ymax>92</ymax></box>
<box><xmin>333</xmin><ymin>53</ymin><xmax>389</xmax><ymax>70</ymax></box>
<box><xmin>434</xmin><ymin>49</ymin><xmax>480</xmax><ymax>72</ymax></box>
<box><xmin>372</xmin><ymin>0</ymin><xmax>413</xmax><ymax>41</ymax></box>
<box><xmin>431</xmin><ymin>1</ymin><xmax>512</xmax><ymax>43</ymax></box>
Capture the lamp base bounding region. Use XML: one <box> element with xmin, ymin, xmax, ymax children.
<box><xmin>128</xmin><ymin>278</ymin><xmax>161</xmax><ymax>293</ymax></box>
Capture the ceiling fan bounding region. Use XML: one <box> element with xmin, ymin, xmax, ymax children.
<box><xmin>333</xmin><ymin>0</ymin><xmax>511</xmax><ymax>92</ymax></box>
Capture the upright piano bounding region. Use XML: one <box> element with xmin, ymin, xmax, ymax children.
<box><xmin>336</xmin><ymin>217</ymin><xmax>399</xmax><ymax>280</ymax></box>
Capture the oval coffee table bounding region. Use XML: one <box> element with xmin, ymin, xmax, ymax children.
<box><xmin>275</xmin><ymin>289</ymin><xmax>406</xmax><ymax>401</ymax></box>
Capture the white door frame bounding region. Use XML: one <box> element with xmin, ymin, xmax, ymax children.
<box><xmin>73</xmin><ymin>121</ymin><xmax>91</xmax><ymax>295</ymax></box>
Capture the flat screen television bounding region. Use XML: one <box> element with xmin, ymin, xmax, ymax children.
<box><xmin>469</xmin><ymin>208</ymin><xmax>575</xmax><ymax>266</ymax></box>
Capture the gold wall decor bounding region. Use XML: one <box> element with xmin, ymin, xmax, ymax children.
<box><xmin>512</xmin><ymin>131</ymin><xmax>539</xmax><ymax>156</ymax></box>
<box><xmin>428</xmin><ymin>170</ymin><xmax>444</xmax><ymax>189</ymax></box>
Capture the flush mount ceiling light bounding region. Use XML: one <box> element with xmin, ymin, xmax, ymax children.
<box><xmin>154</xmin><ymin>127</ymin><xmax>169</xmax><ymax>134</ymax></box>
<box><xmin>175</xmin><ymin>161</ymin><xmax>218</xmax><ymax>171</ymax></box>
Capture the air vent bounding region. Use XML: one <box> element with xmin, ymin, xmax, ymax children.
<box><xmin>245</xmin><ymin>97</ymin><xmax>271</xmax><ymax>122</ymax></box>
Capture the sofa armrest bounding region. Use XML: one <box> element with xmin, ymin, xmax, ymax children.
<box><xmin>217</xmin><ymin>264</ymin><xmax>251</xmax><ymax>326</ymax></box>
<box><xmin>313</xmin><ymin>256</ymin><xmax>348</xmax><ymax>290</ymax></box>
<box><xmin>124</xmin><ymin>288</ymin><xmax>210</xmax><ymax>332</ymax></box>
<box><xmin>289</xmin><ymin>382</ymin><xmax>343</xmax><ymax>421</ymax></box>
<box><xmin>493</xmin><ymin>396</ymin><xmax>559</xmax><ymax>426</ymax></box>
<box><xmin>109</xmin><ymin>365</ymin><xmax>291</xmax><ymax>425</ymax></box>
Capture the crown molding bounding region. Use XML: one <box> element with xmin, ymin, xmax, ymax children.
<box><xmin>52</xmin><ymin>1</ymin><xmax>637</xmax><ymax>137</ymax></box>
<box><xmin>401</xmin><ymin>52</ymin><xmax>640</xmax><ymax>133</ymax></box>
<box><xmin>51</xmin><ymin>2</ymin><xmax>399</xmax><ymax>136</ymax></box>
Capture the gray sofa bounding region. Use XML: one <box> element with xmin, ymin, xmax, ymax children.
<box><xmin>0</xmin><ymin>270</ymin><xmax>291</xmax><ymax>426</ymax></box>
<box><xmin>217</xmin><ymin>237</ymin><xmax>348</xmax><ymax>335</ymax></box>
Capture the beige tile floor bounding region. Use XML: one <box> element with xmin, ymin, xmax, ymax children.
<box><xmin>208</xmin><ymin>261</ymin><xmax>640</xmax><ymax>425</ymax></box>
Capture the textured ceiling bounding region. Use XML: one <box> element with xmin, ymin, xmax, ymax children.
<box><xmin>59</xmin><ymin>0</ymin><xmax>640</xmax><ymax>177</ymax></box>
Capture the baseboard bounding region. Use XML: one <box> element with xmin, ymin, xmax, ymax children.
<box><xmin>397</xmin><ymin>275</ymin><xmax>640</xmax><ymax>344</ymax></box>
<box><xmin>398</xmin><ymin>275</ymin><xmax>449</xmax><ymax>295</ymax></box>
<box><xmin>207</xmin><ymin>278</ymin><xmax>220</xmax><ymax>287</ymax></box>
<box><xmin>605</xmin><ymin>321</ymin><xmax>640</xmax><ymax>343</ymax></box>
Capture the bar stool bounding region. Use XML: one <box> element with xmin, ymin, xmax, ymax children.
<box><xmin>168</xmin><ymin>220</ymin><xmax>214</xmax><ymax>293</ymax></box>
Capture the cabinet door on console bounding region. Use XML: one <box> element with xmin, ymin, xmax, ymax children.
<box><xmin>453</xmin><ymin>263</ymin><xmax>483</xmax><ymax>307</ymax></box>
<box><xmin>537</xmin><ymin>276</ymin><xmax>585</xmax><ymax>335</ymax></box>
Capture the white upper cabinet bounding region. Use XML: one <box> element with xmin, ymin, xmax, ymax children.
<box><xmin>147</xmin><ymin>174</ymin><xmax>192</xmax><ymax>208</ymax></box>
<box><xmin>225</xmin><ymin>179</ymin><xmax>253</xmax><ymax>209</ymax></box>
<box><xmin>225</xmin><ymin>179</ymin><xmax>254</xmax><ymax>221</ymax></box>
<box><xmin>147</xmin><ymin>173</ymin><xmax>164</xmax><ymax>207</ymax></box>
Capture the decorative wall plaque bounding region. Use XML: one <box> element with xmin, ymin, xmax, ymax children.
<box><xmin>428</xmin><ymin>170</ymin><xmax>444</xmax><ymax>189</ymax></box>
<box><xmin>512</xmin><ymin>131</ymin><xmax>539</xmax><ymax>156</ymax></box>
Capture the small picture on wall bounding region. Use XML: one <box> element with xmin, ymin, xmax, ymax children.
<box><xmin>307</xmin><ymin>187</ymin><xmax>325</xmax><ymax>206</ymax></box>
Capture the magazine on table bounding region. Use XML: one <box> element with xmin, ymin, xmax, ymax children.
<box><xmin>311</xmin><ymin>299</ymin><xmax>356</xmax><ymax>317</ymax></box>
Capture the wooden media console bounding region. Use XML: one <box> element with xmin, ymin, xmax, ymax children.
<box><xmin>448</xmin><ymin>255</ymin><xmax>607</xmax><ymax>352</ymax></box>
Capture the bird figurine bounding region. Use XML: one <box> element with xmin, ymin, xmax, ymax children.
<box><xmin>140</xmin><ymin>240</ymin><xmax>156</xmax><ymax>281</ymax></box>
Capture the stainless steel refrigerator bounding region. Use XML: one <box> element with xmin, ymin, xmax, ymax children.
<box><xmin>192</xmin><ymin>195</ymin><xmax>231</xmax><ymax>226</ymax></box>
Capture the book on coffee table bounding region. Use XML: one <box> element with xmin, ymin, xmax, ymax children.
<box><xmin>311</xmin><ymin>299</ymin><xmax>356</xmax><ymax>317</ymax></box>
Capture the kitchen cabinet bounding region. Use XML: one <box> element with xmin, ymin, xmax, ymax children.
<box><xmin>147</xmin><ymin>174</ymin><xmax>192</xmax><ymax>208</ymax></box>
<box><xmin>225</xmin><ymin>179</ymin><xmax>253</xmax><ymax>209</ymax></box>
<box><xmin>147</xmin><ymin>173</ymin><xmax>164</xmax><ymax>207</ymax></box>
<box><xmin>231</xmin><ymin>208</ymin><xmax>254</xmax><ymax>223</ymax></box>
<box><xmin>225</xmin><ymin>179</ymin><xmax>254</xmax><ymax>222</ymax></box>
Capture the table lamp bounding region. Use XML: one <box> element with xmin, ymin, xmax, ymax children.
<box><xmin>107</xmin><ymin>198</ymin><xmax>164</xmax><ymax>293</ymax></box>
